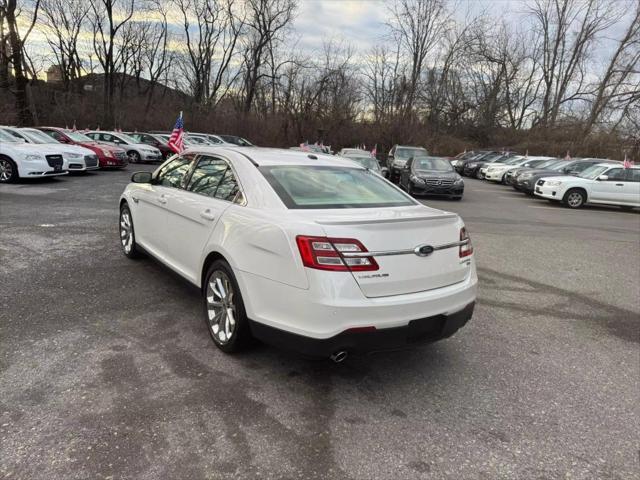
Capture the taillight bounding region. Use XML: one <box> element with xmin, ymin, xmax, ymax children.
<box><xmin>459</xmin><ymin>227</ymin><xmax>473</xmax><ymax>258</ymax></box>
<box><xmin>296</xmin><ymin>236</ymin><xmax>379</xmax><ymax>271</ymax></box>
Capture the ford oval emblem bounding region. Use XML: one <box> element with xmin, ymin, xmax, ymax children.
<box><xmin>414</xmin><ymin>244</ymin><xmax>434</xmax><ymax>257</ymax></box>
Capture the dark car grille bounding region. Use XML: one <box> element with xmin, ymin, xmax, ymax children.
<box><xmin>85</xmin><ymin>155</ymin><xmax>99</xmax><ymax>167</ymax></box>
<box><xmin>114</xmin><ymin>151</ymin><xmax>126</xmax><ymax>161</ymax></box>
<box><xmin>45</xmin><ymin>155</ymin><xmax>64</xmax><ymax>169</ymax></box>
<box><xmin>425</xmin><ymin>178</ymin><xmax>454</xmax><ymax>186</ymax></box>
<box><xmin>537</xmin><ymin>179</ymin><xmax>545</xmax><ymax>186</ymax></box>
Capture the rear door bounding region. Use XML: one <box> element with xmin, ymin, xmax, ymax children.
<box><xmin>315</xmin><ymin>208</ymin><xmax>471</xmax><ymax>298</ymax></box>
<box><xmin>162</xmin><ymin>154</ymin><xmax>242</xmax><ymax>282</ymax></box>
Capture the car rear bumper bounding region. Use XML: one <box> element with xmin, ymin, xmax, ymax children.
<box><xmin>250</xmin><ymin>301</ymin><xmax>475</xmax><ymax>357</ymax></box>
<box><xmin>236</xmin><ymin>263</ymin><xmax>477</xmax><ymax>342</ymax></box>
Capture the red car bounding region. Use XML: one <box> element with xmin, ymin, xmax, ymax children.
<box><xmin>38</xmin><ymin>127</ymin><xmax>128</xmax><ymax>168</ymax></box>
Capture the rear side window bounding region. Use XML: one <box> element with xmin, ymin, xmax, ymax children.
<box><xmin>157</xmin><ymin>156</ymin><xmax>193</xmax><ymax>188</ymax></box>
<box><xmin>628</xmin><ymin>169</ymin><xmax>640</xmax><ymax>182</ymax></box>
<box><xmin>260</xmin><ymin>166</ymin><xmax>415</xmax><ymax>209</ymax></box>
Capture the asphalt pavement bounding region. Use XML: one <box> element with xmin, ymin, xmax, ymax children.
<box><xmin>1</xmin><ymin>167</ymin><xmax>639</xmax><ymax>479</ymax></box>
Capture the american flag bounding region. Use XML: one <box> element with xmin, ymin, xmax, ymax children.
<box><xmin>370</xmin><ymin>144</ymin><xmax>377</xmax><ymax>158</ymax></box>
<box><xmin>168</xmin><ymin>113</ymin><xmax>185</xmax><ymax>153</ymax></box>
<box><xmin>623</xmin><ymin>153</ymin><xmax>634</xmax><ymax>169</ymax></box>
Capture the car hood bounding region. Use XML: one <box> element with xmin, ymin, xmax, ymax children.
<box><xmin>59</xmin><ymin>144</ymin><xmax>95</xmax><ymax>155</ymax></box>
<box><xmin>81</xmin><ymin>141</ymin><xmax>122</xmax><ymax>152</ymax></box>
<box><xmin>538</xmin><ymin>175</ymin><xmax>581</xmax><ymax>182</ymax></box>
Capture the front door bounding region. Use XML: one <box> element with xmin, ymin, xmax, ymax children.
<box><xmin>590</xmin><ymin>168</ymin><xmax>627</xmax><ymax>204</ymax></box>
<box><xmin>133</xmin><ymin>155</ymin><xmax>193</xmax><ymax>256</ymax></box>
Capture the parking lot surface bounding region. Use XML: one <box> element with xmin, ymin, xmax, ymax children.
<box><xmin>1</xmin><ymin>168</ymin><xmax>639</xmax><ymax>480</ymax></box>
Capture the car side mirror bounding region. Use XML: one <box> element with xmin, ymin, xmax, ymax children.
<box><xmin>388</xmin><ymin>154</ymin><xmax>394</xmax><ymax>160</ymax></box>
<box><xmin>597</xmin><ymin>175</ymin><xmax>608</xmax><ymax>181</ymax></box>
<box><xmin>131</xmin><ymin>171</ymin><xmax>153</xmax><ymax>183</ymax></box>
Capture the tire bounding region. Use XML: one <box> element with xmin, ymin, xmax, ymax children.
<box><xmin>0</xmin><ymin>155</ymin><xmax>18</xmax><ymax>183</ymax></box>
<box><xmin>500</xmin><ymin>173</ymin><xmax>507</xmax><ymax>184</ymax></box>
<box><xmin>452</xmin><ymin>196</ymin><xmax>463</xmax><ymax>201</ymax></box>
<box><xmin>475</xmin><ymin>169</ymin><xmax>483</xmax><ymax>179</ymax></box>
<box><xmin>562</xmin><ymin>188</ymin><xmax>586</xmax><ymax>209</ymax></box>
<box><xmin>119</xmin><ymin>203</ymin><xmax>143</xmax><ymax>259</ymax></box>
<box><xmin>203</xmin><ymin>260</ymin><xmax>252</xmax><ymax>353</ymax></box>
<box><xmin>407</xmin><ymin>183</ymin><xmax>414</xmax><ymax>196</ymax></box>
<box><xmin>128</xmin><ymin>151</ymin><xmax>141</xmax><ymax>164</ymax></box>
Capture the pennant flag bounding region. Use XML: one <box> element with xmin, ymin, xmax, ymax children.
<box><xmin>371</xmin><ymin>144</ymin><xmax>377</xmax><ymax>158</ymax></box>
<box><xmin>623</xmin><ymin>153</ymin><xmax>634</xmax><ymax>169</ymax></box>
<box><xmin>564</xmin><ymin>150</ymin><xmax>571</xmax><ymax>161</ymax></box>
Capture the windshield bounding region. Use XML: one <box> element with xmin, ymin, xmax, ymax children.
<box><xmin>396</xmin><ymin>147</ymin><xmax>427</xmax><ymax>159</ymax></box>
<box><xmin>579</xmin><ymin>165</ymin><xmax>609</xmax><ymax>179</ymax></box>
<box><xmin>260</xmin><ymin>166</ymin><xmax>414</xmax><ymax>209</ymax></box>
<box><xmin>66</xmin><ymin>131</ymin><xmax>94</xmax><ymax>142</ymax></box>
<box><xmin>21</xmin><ymin>129</ymin><xmax>59</xmax><ymax>144</ymax></box>
<box><xmin>114</xmin><ymin>133</ymin><xmax>139</xmax><ymax>144</ymax></box>
<box><xmin>548</xmin><ymin>161</ymin><xmax>570</xmax><ymax>171</ymax></box>
<box><xmin>347</xmin><ymin>156</ymin><xmax>380</xmax><ymax>170</ymax></box>
<box><xmin>505</xmin><ymin>157</ymin><xmax>524</xmax><ymax>165</ymax></box>
<box><xmin>414</xmin><ymin>157</ymin><xmax>453</xmax><ymax>171</ymax></box>
<box><xmin>220</xmin><ymin>135</ymin><xmax>253</xmax><ymax>146</ymax></box>
<box><xmin>187</xmin><ymin>136</ymin><xmax>209</xmax><ymax>144</ymax></box>
<box><xmin>0</xmin><ymin>130</ymin><xmax>21</xmax><ymax>143</ymax></box>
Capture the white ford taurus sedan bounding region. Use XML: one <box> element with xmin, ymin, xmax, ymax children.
<box><xmin>119</xmin><ymin>147</ymin><xmax>477</xmax><ymax>361</ymax></box>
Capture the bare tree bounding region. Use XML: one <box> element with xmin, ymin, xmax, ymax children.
<box><xmin>241</xmin><ymin>0</ymin><xmax>296</xmax><ymax>112</ymax></box>
<box><xmin>41</xmin><ymin>0</ymin><xmax>90</xmax><ymax>92</ymax></box>
<box><xmin>529</xmin><ymin>0</ymin><xmax>620</xmax><ymax>127</ymax></box>
<box><xmin>583</xmin><ymin>0</ymin><xmax>640</xmax><ymax>134</ymax></box>
<box><xmin>387</xmin><ymin>0</ymin><xmax>452</xmax><ymax>116</ymax></box>
<box><xmin>89</xmin><ymin>0</ymin><xmax>135</xmax><ymax>125</ymax></box>
<box><xmin>0</xmin><ymin>0</ymin><xmax>41</xmax><ymax>125</ymax></box>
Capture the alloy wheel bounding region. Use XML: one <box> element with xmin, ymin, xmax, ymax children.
<box><xmin>206</xmin><ymin>271</ymin><xmax>237</xmax><ymax>345</ymax></box>
<box><xmin>119</xmin><ymin>208</ymin><xmax>134</xmax><ymax>254</ymax></box>
<box><xmin>129</xmin><ymin>152</ymin><xmax>140</xmax><ymax>163</ymax></box>
<box><xmin>0</xmin><ymin>158</ymin><xmax>12</xmax><ymax>182</ymax></box>
<box><xmin>567</xmin><ymin>192</ymin><xmax>583</xmax><ymax>208</ymax></box>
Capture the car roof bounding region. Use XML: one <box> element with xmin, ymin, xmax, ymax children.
<box><xmin>188</xmin><ymin>146</ymin><xmax>362</xmax><ymax>168</ymax></box>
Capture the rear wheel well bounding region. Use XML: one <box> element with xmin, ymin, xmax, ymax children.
<box><xmin>201</xmin><ymin>252</ymin><xmax>228</xmax><ymax>293</ymax></box>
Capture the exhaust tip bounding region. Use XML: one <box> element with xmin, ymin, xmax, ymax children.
<box><xmin>330</xmin><ymin>350</ymin><xmax>348</xmax><ymax>363</ymax></box>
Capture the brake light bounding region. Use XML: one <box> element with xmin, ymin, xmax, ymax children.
<box><xmin>296</xmin><ymin>236</ymin><xmax>379</xmax><ymax>271</ymax></box>
<box><xmin>459</xmin><ymin>227</ymin><xmax>473</xmax><ymax>258</ymax></box>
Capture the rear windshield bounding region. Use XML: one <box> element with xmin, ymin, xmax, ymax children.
<box><xmin>260</xmin><ymin>165</ymin><xmax>415</xmax><ymax>209</ymax></box>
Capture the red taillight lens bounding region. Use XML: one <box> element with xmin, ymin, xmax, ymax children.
<box><xmin>296</xmin><ymin>236</ymin><xmax>379</xmax><ymax>271</ymax></box>
<box><xmin>459</xmin><ymin>227</ymin><xmax>473</xmax><ymax>258</ymax></box>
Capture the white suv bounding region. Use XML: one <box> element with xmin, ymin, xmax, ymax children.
<box><xmin>535</xmin><ymin>163</ymin><xmax>639</xmax><ymax>209</ymax></box>
<box><xmin>0</xmin><ymin>129</ymin><xmax>68</xmax><ymax>183</ymax></box>
<box><xmin>119</xmin><ymin>147</ymin><xmax>477</xmax><ymax>360</ymax></box>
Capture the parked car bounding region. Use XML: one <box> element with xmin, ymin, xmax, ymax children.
<box><xmin>504</xmin><ymin>158</ymin><xmax>558</xmax><ymax>186</ymax></box>
<box><xmin>0</xmin><ymin>129</ymin><xmax>67</xmax><ymax>183</ymax></box>
<box><xmin>450</xmin><ymin>151</ymin><xmax>478</xmax><ymax>168</ymax></box>
<box><xmin>85</xmin><ymin>131</ymin><xmax>163</xmax><ymax>163</ymax></box>
<box><xmin>38</xmin><ymin>127</ymin><xmax>128</xmax><ymax>168</ymax></box>
<box><xmin>118</xmin><ymin>147</ymin><xmax>477</xmax><ymax>360</ymax></box>
<box><xmin>125</xmin><ymin>132</ymin><xmax>174</xmax><ymax>159</ymax></box>
<box><xmin>218</xmin><ymin>134</ymin><xmax>254</xmax><ymax>147</ymax></box>
<box><xmin>454</xmin><ymin>151</ymin><xmax>497</xmax><ymax>175</ymax></box>
<box><xmin>343</xmin><ymin>153</ymin><xmax>389</xmax><ymax>178</ymax></box>
<box><xmin>388</xmin><ymin>145</ymin><xmax>429</xmax><ymax>182</ymax></box>
<box><xmin>399</xmin><ymin>156</ymin><xmax>464</xmax><ymax>200</ymax></box>
<box><xmin>482</xmin><ymin>156</ymin><xmax>551</xmax><ymax>183</ymax></box>
<box><xmin>535</xmin><ymin>164</ymin><xmax>639</xmax><ymax>209</ymax></box>
<box><xmin>339</xmin><ymin>148</ymin><xmax>369</xmax><ymax>156</ymax></box>
<box><xmin>514</xmin><ymin>160</ymin><xmax>572</xmax><ymax>193</ymax></box>
<box><xmin>464</xmin><ymin>152</ymin><xmax>517</xmax><ymax>178</ymax></box>
<box><xmin>516</xmin><ymin>159</ymin><xmax>619</xmax><ymax>195</ymax></box>
<box><xmin>1</xmin><ymin>126</ymin><xmax>99</xmax><ymax>172</ymax></box>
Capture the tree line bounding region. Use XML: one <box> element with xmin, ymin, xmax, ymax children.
<box><xmin>0</xmin><ymin>0</ymin><xmax>638</xmax><ymax>157</ymax></box>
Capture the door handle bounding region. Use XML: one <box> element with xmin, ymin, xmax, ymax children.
<box><xmin>615</xmin><ymin>183</ymin><xmax>624</xmax><ymax>186</ymax></box>
<box><xmin>200</xmin><ymin>209</ymin><xmax>216</xmax><ymax>221</ymax></box>
<box><xmin>158</xmin><ymin>195</ymin><xmax>167</xmax><ymax>204</ymax></box>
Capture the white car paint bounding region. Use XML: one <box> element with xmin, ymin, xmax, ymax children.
<box><xmin>119</xmin><ymin>147</ymin><xmax>477</xmax><ymax>355</ymax></box>
<box><xmin>1</xmin><ymin>126</ymin><xmax>98</xmax><ymax>171</ymax></box>
<box><xmin>0</xmin><ymin>129</ymin><xmax>68</xmax><ymax>182</ymax></box>
<box><xmin>85</xmin><ymin>131</ymin><xmax>162</xmax><ymax>162</ymax></box>
<box><xmin>535</xmin><ymin>164</ymin><xmax>640</xmax><ymax>208</ymax></box>
<box><xmin>483</xmin><ymin>156</ymin><xmax>554</xmax><ymax>182</ymax></box>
